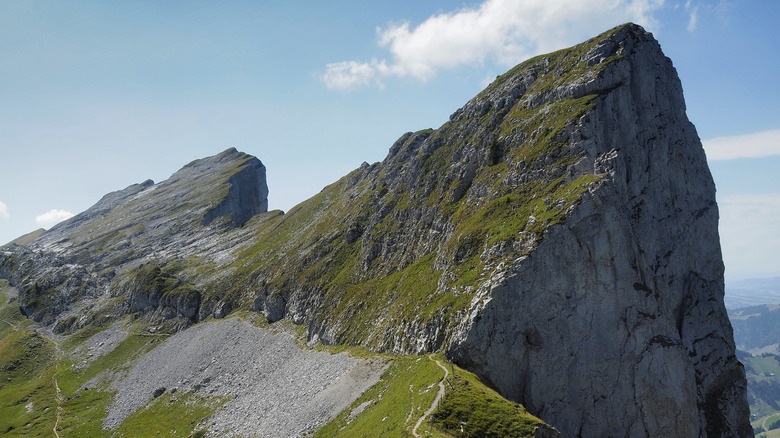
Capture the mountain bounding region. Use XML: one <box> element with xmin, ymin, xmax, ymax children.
<box><xmin>0</xmin><ymin>24</ymin><xmax>750</xmax><ymax>437</ymax></box>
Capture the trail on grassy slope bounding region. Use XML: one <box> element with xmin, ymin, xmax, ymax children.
<box><xmin>412</xmin><ymin>354</ymin><xmax>449</xmax><ymax>437</ymax></box>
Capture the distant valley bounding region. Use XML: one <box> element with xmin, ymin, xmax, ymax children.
<box><xmin>726</xmin><ymin>285</ymin><xmax>780</xmax><ymax>436</ymax></box>
<box><xmin>726</xmin><ymin>277</ymin><xmax>780</xmax><ymax>310</ymax></box>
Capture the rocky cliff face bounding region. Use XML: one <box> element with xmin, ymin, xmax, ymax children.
<box><xmin>441</xmin><ymin>25</ymin><xmax>751</xmax><ymax>437</ymax></box>
<box><xmin>0</xmin><ymin>24</ymin><xmax>749</xmax><ymax>437</ymax></box>
<box><xmin>0</xmin><ymin>147</ymin><xmax>268</xmax><ymax>326</ymax></box>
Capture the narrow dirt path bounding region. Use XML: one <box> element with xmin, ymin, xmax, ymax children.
<box><xmin>53</xmin><ymin>377</ymin><xmax>63</xmax><ymax>438</ymax></box>
<box><xmin>2</xmin><ymin>293</ymin><xmax>64</xmax><ymax>437</ymax></box>
<box><xmin>412</xmin><ymin>354</ymin><xmax>449</xmax><ymax>437</ymax></box>
<box><xmin>1</xmin><ymin>318</ymin><xmax>18</xmax><ymax>331</ymax></box>
<box><xmin>52</xmin><ymin>340</ymin><xmax>65</xmax><ymax>438</ymax></box>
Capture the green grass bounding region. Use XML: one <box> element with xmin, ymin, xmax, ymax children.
<box><xmin>314</xmin><ymin>352</ymin><xmax>550</xmax><ymax>438</ymax></box>
<box><xmin>750</xmin><ymin>355</ymin><xmax>780</xmax><ymax>378</ymax></box>
<box><xmin>753</xmin><ymin>411</ymin><xmax>780</xmax><ymax>437</ymax></box>
<box><xmin>114</xmin><ymin>392</ymin><xmax>225</xmax><ymax>438</ymax></box>
<box><xmin>0</xmin><ymin>287</ymin><xmax>32</xmax><ymax>339</ymax></box>
<box><xmin>0</xmin><ymin>306</ymin><xmax>237</xmax><ymax>438</ymax></box>
<box><xmin>742</xmin><ymin>353</ymin><xmax>780</xmax><ymax>437</ymax></box>
<box><xmin>432</xmin><ymin>365</ymin><xmax>544</xmax><ymax>437</ymax></box>
<box><xmin>313</xmin><ymin>355</ymin><xmax>450</xmax><ymax>437</ymax></box>
<box><xmin>0</xmin><ymin>330</ymin><xmax>58</xmax><ymax>436</ymax></box>
<box><xmin>0</xmin><ymin>318</ymin><xmax>223</xmax><ymax>438</ymax></box>
<box><xmin>0</xmin><ymin>284</ymin><xmax>60</xmax><ymax>436</ymax></box>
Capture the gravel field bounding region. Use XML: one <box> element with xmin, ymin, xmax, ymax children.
<box><xmin>103</xmin><ymin>317</ymin><xmax>387</xmax><ymax>437</ymax></box>
<box><xmin>72</xmin><ymin>320</ymin><xmax>129</xmax><ymax>369</ymax></box>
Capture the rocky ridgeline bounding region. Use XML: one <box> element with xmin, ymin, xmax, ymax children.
<box><xmin>0</xmin><ymin>147</ymin><xmax>268</xmax><ymax>327</ymax></box>
<box><xmin>0</xmin><ymin>24</ymin><xmax>750</xmax><ymax>437</ymax></box>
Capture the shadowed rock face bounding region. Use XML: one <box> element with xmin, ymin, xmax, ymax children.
<box><xmin>202</xmin><ymin>148</ymin><xmax>269</xmax><ymax>227</ymax></box>
<box><xmin>0</xmin><ymin>24</ymin><xmax>750</xmax><ymax>437</ymax></box>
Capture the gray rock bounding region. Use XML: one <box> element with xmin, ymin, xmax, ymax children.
<box><xmin>103</xmin><ymin>317</ymin><xmax>387</xmax><ymax>437</ymax></box>
<box><xmin>446</xmin><ymin>24</ymin><xmax>750</xmax><ymax>437</ymax></box>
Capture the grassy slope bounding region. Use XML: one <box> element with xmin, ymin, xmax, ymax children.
<box><xmin>2</xmin><ymin>228</ymin><xmax>45</xmax><ymax>247</ymax></box>
<box><xmin>432</xmin><ymin>366</ymin><xmax>543</xmax><ymax>437</ymax></box>
<box><xmin>0</xmin><ymin>280</ymin><xmax>57</xmax><ymax>436</ymax></box>
<box><xmin>314</xmin><ymin>351</ymin><xmax>546</xmax><ymax>438</ymax></box>
<box><xmin>742</xmin><ymin>353</ymin><xmax>780</xmax><ymax>436</ymax></box>
<box><xmin>314</xmin><ymin>354</ymin><xmax>450</xmax><ymax>437</ymax></box>
<box><xmin>0</xmin><ymin>280</ymin><xmax>223</xmax><ymax>438</ymax></box>
<box><xmin>2</xmin><ymin>279</ymin><xmax>549</xmax><ymax>438</ymax></box>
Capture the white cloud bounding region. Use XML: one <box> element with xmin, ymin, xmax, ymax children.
<box><xmin>719</xmin><ymin>194</ymin><xmax>780</xmax><ymax>279</ymax></box>
<box><xmin>321</xmin><ymin>0</ymin><xmax>665</xmax><ymax>90</ymax></box>
<box><xmin>0</xmin><ymin>201</ymin><xmax>9</xmax><ymax>220</ymax></box>
<box><xmin>687</xmin><ymin>5</ymin><xmax>699</xmax><ymax>32</ymax></box>
<box><xmin>35</xmin><ymin>209</ymin><xmax>74</xmax><ymax>229</ymax></box>
<box><xmin>322</xmin><ymin>59</ymin><xmax>390</xmax><ymax>91</ymax></box>
<box><xmin>702</xmin><ymin>129</ymin><xmax>780</xmax><ymax>161</ymax></box>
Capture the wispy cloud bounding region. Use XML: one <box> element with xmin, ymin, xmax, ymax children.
<box><xmin>321</xmin><ymin>0</ymin><xmax>664</xmax><ymax>90</ymax></box>
<box><xmin>686</xmin><ymin>2</ymin><xmax>699</xmax><ymax>32</ymax></box>
<box><xmin>0</xmin><ymin>201</ymin><xmax>9</xmax><ymax>220</ymax></box>
<box><xmin>35</xmin><ymin>209</ymin><xmax>74</xmax><ymax>229</ymax></box>
<box><xmin>719</xmin><ymin>194</ymin><xmax>780</xmax><ymax>278</ymax></box>
<box><xmin>702</xmin><ymin>129</ymin><xmax>780</xmax><ymax>161</ymax></box>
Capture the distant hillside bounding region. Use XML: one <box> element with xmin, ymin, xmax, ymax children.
<box><xmin>739</xmin><ymin>351</ymin><xmax>780</xmax><ymax>434</ymax></box>
<box><xmin>728</xmin><ymin>307</ymin><xmax>780</xmax><ymax>434</ymax></box>
<box><xmin>730</xmin><ymin>305</ymin><xmax>780</xmax><ymax>356</ymax></box>
<box><xmin>2</xmin><ymin>228</ymin><xmax>45</xmax><ymax>247</ymax></box>
<box><xmin>726</xmin><ymin>277</ymin><xmax>780</xmax><ymax>309</ymax></box>
<box><xmin>740</xmin><ymin>351</ymin><xmax>780</xmax><ymax>417</ymax></box>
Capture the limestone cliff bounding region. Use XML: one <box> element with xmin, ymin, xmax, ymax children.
<box><xmin>0</xmin><ymin>148</ymin><xmax>268</xmax><ymax>326</ymax></box>
<box><xmin>444</xmin><ymin>24</ymin><xmax>750</xmax><ymax>436</ymax></box>
<box><xmin>0</xmin><ymin>24</ymin><xmax>750</xmax><ymax>437</ymax></box>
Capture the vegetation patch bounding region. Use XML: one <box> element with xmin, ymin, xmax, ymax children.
<box><xmin>0</xmin><ymin>330</ymin><xmax>57</xmax><ymax>437</ymax></box>
<box><xmin>113</xmin><ymin>392</ymin><xmax>225</xmax><ymax>438</ymax></box>
<box><xmin>313</xmin><ymin>355</ymin><xmax>449</xmax><ymax>437</ymax></box>
<box><xmin>432</xmin><ymin>365</ymin><xmax>545</xmax><ymax>438</ymax></box>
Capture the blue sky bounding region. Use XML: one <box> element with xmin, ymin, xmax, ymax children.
<box><xmin>1</xmin><ymin>0</ymin><xmax>778</xmax><ymax>281</ymax></box>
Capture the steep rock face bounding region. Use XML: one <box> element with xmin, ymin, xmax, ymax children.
<box><xmin>202</xmin><ymin>149</ymin><xmax>269</xmax><ymax>227</ymax></box>
<box><xmin>442</xmin><ymin>24</ymin><xmax>750</xmax><ymax>437</ymax></box>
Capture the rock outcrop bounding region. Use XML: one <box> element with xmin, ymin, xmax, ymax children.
<box><xmin>440</xmin><ymin>24</ymin><xmax>751</xmax><ymax>437</ymax></box>
<box><xmin>0</xmin><ymin>24</ymin><xmax>750</xmax><ymax>437</ymax></box>
<box><xmin>201</xmin><ymin>148</ymin><xmax>269</xmax><ymax>227</ymax></box>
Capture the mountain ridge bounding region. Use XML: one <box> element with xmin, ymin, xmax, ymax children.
<box><xmin>0</xmin><ymin>23</ymin><xmax>750</xmax><ymax>437</ymax></box>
